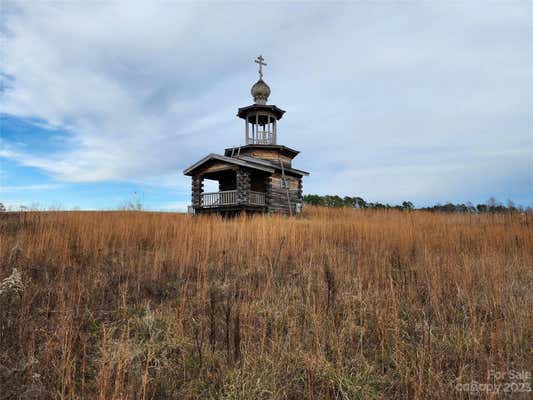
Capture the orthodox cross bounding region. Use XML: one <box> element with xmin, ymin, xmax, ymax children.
<box><xmin>255</xmin><ymin>55</ymin><xmax>267</xmax><ymax>79</ymax></box>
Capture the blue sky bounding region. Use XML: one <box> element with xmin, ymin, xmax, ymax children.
<box><xmin>1</xmin><ymin>1</ymin><xmax>532</xmax><ymax>210</ymax></box>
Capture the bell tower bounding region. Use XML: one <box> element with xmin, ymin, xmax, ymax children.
<box><xmin>238</xmin><ymin>55</ymin><xmax>285</xmax><ymax>145</ymax></box>
<box><xmin>184</xmin><ymin>54</ymin><xmax>308</xmax><ymax>216</ymax></box>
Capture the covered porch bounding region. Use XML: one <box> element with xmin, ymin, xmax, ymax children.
<box><xmin>184</xmin><ymin>154</ymin><xmax>274</xmax><ymax>214</ymax></box>
<box><xmin>192</xmin><ymin>168</ymin><xmax>269</xmax><ymax>214</ymax></box>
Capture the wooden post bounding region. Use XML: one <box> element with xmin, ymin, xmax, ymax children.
<box><xmin>255</xmin><ymin>113</ymin><xmax>259</xmax><ymax>144</ymax></box>
<box><xmin>236</xmin><ymin>169</ymin><xmax>251</xmax><ymax>205</ymax></box>
<box><xmin>297</xmin><ymin>177</ymin><xmax>303</xmax><ymax>213</ymax></box>
<box><xmin>265</xmin><ymin>175</ymin><xmax>273</xmax><ymax>211</ymax></box>
<box><xmin>192</xmin><ymin>175</ymin><xmax>204</xmax><ymax>207</ymax></box>
<box><xmin>251</xmin><ymin>118</ymin><xmax>255</xmax><ymax>144</ymax></box>
<box><xmin>266</xmin><ymin>116</ymin><xmax>269</xmax><ymax>143</ymax></box>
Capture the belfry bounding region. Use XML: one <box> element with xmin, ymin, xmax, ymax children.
<box><xmin>184</xmin><ymin>55</ymin><xmax>308</xmax><ymax>215</ymax></box>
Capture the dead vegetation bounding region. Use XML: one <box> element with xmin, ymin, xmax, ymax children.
<box><xmin>0</xmin><ymin>207</ymin><xmax>531</xmax><ymax>399</ymax></box>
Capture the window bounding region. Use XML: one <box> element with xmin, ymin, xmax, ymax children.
<box><xmin>280</xmin><ymin>177</ymin><xmax>289</xmax><ymax>189</ymax></box>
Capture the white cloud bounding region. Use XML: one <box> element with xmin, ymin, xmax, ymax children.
<box><xmin>0</xmin><ymin>1</ymin><xmax>531</xmax><ymax>203</ymax></box>
<box><xmin>0</xmin><ymin>183</ymin><xmax>62</xmax><ymax>192</ymax></box>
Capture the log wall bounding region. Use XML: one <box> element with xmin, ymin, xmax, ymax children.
<box><xmin>240</xmin><ymin>148</ymin><xmax>293</xmax><ymax>166</ymax></box>
<box><xmin>266</xmin><ymin>173</ymin><xmax>303</xmax><ymax>215</ymax></box>
<box><xmin>191</xmin><ymin>175</ymin><xmax>203</xmax><ymax>207</ymax></box>
<box><xmin>236</xmin><ymin>169</ymin><xmax>251</xmax><ymax>204</ymax></box>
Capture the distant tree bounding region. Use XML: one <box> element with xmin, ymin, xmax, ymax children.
<box><xmin>323</xmin><ymin>195</ymin><xmax>344</xmax><ymax>208</ymax></box>
<box><xmin>401</xmin><ymin>201</ymin><xmax>414</xmax><ymax>211</ymax></box>
<box><xmin>466</xmin><ymin>202</ymin><xmax>476</xmax><ymax>213</ymax></box>
<box><xmin>487</xmin><ymin>197</ymin><xmax>499</xmax><ymax>212</ymax></box>
<box><xmin>476</xmin><ymin>204</ymin><xmax>488</xmax><ymax>213</ymax></box>
<box><xmin>302</xmin><ymin>194</ymin><xmax>525</xmax><ymax>213</ymax></box>
<box><xmin>353</xmin><ymin>197</ymin><xmax>367</xmax><ymax>209</ymax></box>
<box><xmin>0</xmin><ymin>202</ymin><xmax>5</xmax><ymax>212</ymax></box>
<box><xmin>303</xmin><ymin>194</ymin><xmax>323</xmax><ymax>206</ymax></box>
<box><xmin>506</xmin><ymin>200</ymin><xmax>518</xmax><ymax>213</ymax></box>
<box><xmin>456</xmin><ymin>204</ymin><xmax>468</xmax><ymax>213</ymax></box>
<box><xmin>343</xmin><ymin>196</ymin><xmax>356</xmax><ymax>208</ymax></box>
<box><xmin>118</xmin><ymin>192</ymin><xmax>144</xmax><ymax>211</ymax></box>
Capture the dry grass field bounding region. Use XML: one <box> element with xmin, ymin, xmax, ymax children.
<box><xmin>0</xmin><ymin>207</ymin><xmax>531</xmax><ymax>399</ymax></box>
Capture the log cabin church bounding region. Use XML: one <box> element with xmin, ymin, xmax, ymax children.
<box><xmin>184</xmin><ymin>55</ymin><xmax>309</xmax><ymax>216</ymax></box>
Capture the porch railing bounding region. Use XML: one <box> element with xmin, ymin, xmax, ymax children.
<box><xmin>249</xmin><ymin>191</ymin><xmax>265</xmax><ymax>206</ymax></box>
<box><xmin>199</xmin><ymin>190</ymin><xmax>266</xmax><ymax>207</ymax></box>
<box><xmin>201</xmin><ymin>190</ymin><xmax>237</xmax><ymax>207</ymax></box>
<box><xmin>247</xmin><ymin>130</ymin><xmax>273</xmax><ymax>145</ymax></box>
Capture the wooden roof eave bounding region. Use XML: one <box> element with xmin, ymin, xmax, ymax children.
<box><xmin>237</xmin><ymin>104</ymin><xmax>286</xmax><ymax>120</ymax></box>
<box><xmin>283</xmin><ymin>166</ymin><xmax>309</xmax><ymax>176</ymax></box>
<box><xmin>224</xmin><ymin>144</ymin><xmax>299</xmax><ymax>159</ymax></box>
<box><xmin>183</xmin><ymin>153</ymin><xmax>276</xmax><ymax>176</ymax></box>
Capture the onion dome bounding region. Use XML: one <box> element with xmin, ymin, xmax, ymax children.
<box><xmin>251</xmin><ymin>78</ymin><xmax>270</xmax><ymax>105</ymax></box>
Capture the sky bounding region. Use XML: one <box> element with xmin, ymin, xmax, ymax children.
<box><xmin>0</xmin><ymin>1</ymin><xmax>532</xmax><ymax>211</ymax></box>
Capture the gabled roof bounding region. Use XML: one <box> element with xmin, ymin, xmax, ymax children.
<box><xmin>183</xmin><ymin>153</ymin><xmax>275</xmax><ymax>176</ymax></box>
<box><xmin>183</xmin><ymin>153</ymin><xmax>309</xmax><ymax>177</ymax></box>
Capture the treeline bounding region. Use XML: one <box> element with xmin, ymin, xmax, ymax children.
<box><xmin>303</xmin><ymin>195</ymin><xmax>529</xmax><ymax>213</ymax></box>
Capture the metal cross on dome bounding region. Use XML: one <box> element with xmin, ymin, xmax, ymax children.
<box><xmin>255</xmin><ymin>55</ymin><xmax>267</xmax><ymax>79</ymax></box>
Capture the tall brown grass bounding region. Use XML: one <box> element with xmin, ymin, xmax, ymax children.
<box><xmin>0</xmin><ymin>207</ymin><xmax>531</xmax><ymax>399</ymax></box>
